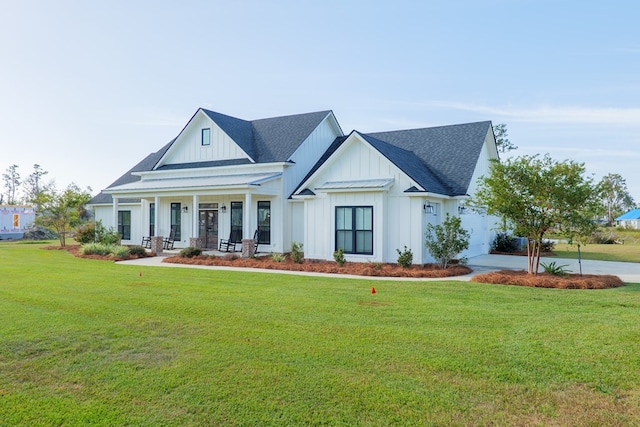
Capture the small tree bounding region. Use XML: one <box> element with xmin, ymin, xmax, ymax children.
<box><xmin>596</xmin><ymin>173</ymin><xmax>635</xmax><ymax>226</ymax></box>
<box><xmin>425</xmin><ymin>214</ymin><xmax>470</xmax><ymax>269</ymax></box>
<box><xmin>34</xmin><ymin>183</ymin><xmax>92</xmax><ymax>247</ymax></box>
<box><xmin>2</xmin><ymin>164</ymin><xmax>21</xmax><ymax>205</ymax></box>
<box><xmin>24</xmin><ymin>164</ymin><xmax>51</xmax><ymax>212</ymax></box>
<box><xmin>473</xmin><ymin>154</ymin><xmax>596</xmax><ymax>274</ymax></box>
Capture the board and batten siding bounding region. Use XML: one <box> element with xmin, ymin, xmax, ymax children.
<box><xmin>161</xmin><ymin>113</ymin><xmax>249</xmax><ymax>166</ymax></box>
<box><xmin>301</xmin><ymin>134</ymin><xmax>438</xmax><ymax>263</ymax></box>
<box><xmin>284</xmin><ymin>116</ymin><xmax>342</xmax><ymax>198</ymax></box>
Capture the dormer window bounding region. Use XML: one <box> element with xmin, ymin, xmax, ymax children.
<box><xmin>201</xmin><ymin>128</ymin><xmax>210</xmax><ymax>146</ymax></box>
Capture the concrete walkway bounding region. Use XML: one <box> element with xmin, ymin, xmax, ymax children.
<box><xmin>117</xmin><ymin>253</ymin><xmax>640</xmax><ymax>283</ymax></box>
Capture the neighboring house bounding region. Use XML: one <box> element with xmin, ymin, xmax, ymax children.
<box><xmin>615</xmin><ymin>209</ymin><xmax>640</xmax><ymax>229</ymax></box>
<box><xmin>0</xmin><ymin>205</ymin><xmax>35</xmax><ymax>240</ymax></box>
<box><xmin>89</xmin><ymin>108</ymin><xmax>500</xmax><ymax>264</ymax></box>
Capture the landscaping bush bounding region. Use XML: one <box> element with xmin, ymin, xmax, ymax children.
<box><xmin>271</xmin><ymin>252</ymin><xmax>286</xmax><ymax>263</ymax></box>
<box><xmin>110</xmin><ymin>245</ymin><xmax>131</xmax><ymax>258</ymax></box>
<box><xmin>425</xmin><ymin>214</ymin><xmax>470</xmax><ymax>269</ymax></box>
<box><xmin>491</xmin><ymin>231</ymin><xmax>519</xmax><ymax>253</ymax></box>
<box><xmin>80</xmin><ymin>243</ymin><xmax>113</xmax><ymax>256</ymax></box>
<box><xmin>74</xmin><ymin>222</ymin><xmax>96</xmax><ymax>244</ymax></box>
<box><xmin>290</xmin><ymin>241</ymin><xmax>304</xmax><ymax>264</ymax></box>
<box><xmin>541</xmin><ymin>261</ymin><xmax>569</xmax><ymax>277</ymax></box>
<box><xmin>333</xmin><ymin>248</ymin><xmax>346</xmax><ymax>266</ymax></box>
<box><xmin>396</xmin><ymin>246</ymin><xmax>413</xmax><ymax>268</ymax></box>
<box><xmin>127</xmin><ymin>245</ymin><xmax>148</xmax><ymax>257</ymax></box>
<box><xmin>540</xmin><ymin>239</ymin><xmax>556</xmax><ymax>253</ymax></box>
<box><xmin>179</xmin><ymin>247</ymin><xmax>202</xmax><ymax>258</ymax></box>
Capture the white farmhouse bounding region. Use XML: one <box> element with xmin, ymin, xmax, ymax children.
<box><xmin>89</xmin><ymin>108</ymin><xmax>500</xmax><ymax>264</ymax></box>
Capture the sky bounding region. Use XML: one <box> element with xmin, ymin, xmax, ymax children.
<box><xmin>1</xmin><ymin>0</ymin><xmax>639</xmax><ymax>202</ymax></box>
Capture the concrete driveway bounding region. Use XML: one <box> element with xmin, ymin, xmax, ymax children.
<box><xmin>118</xmin><ymin>253</ymin><xmax>640</xmax><ymax>283</ymax></box>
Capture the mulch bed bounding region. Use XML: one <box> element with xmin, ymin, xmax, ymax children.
<box><xmin>471</xmin><ymin>270</ymin><xmax>624</xmax><ymax>289</ymax></box>
<box><xmin>46</xmin><ymin>245</ymin><xmax>150</xmax><ymax>262</ymax></box>
<box><xmin>163</xmin><ymin>254</ymin><xmax>472</xmax><ymax>278</ymax></box>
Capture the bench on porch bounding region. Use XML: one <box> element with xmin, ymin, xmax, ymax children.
<box><xmin>141</xmin><ymin>236</ymin><xmax>151</xmax><ymax>249</ymax></box>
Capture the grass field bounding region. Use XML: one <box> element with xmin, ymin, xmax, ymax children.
<box><xmin>1</xmin><ymin>241</ymin><xmax>640</xmax><ymax>425</ymax></box>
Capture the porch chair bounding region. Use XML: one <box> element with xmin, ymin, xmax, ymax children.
<box><xmin>141</xmin><ymin>236</ymin><xmax>151</xmax><ymax>249</ymax></box>
<box><xmin>163</xmin><ymin>230</ymin><xmax>177</xmax><ymax>250</ymax></box>
<box><xmin>252</xmin><ymin>229</ymin><xmax>260</xmax><ymax>254</ymax></box>
<box><xmin>218</xmin><ymin>232</ymin><xmax>238</xmax><ymax>252</ymax></box>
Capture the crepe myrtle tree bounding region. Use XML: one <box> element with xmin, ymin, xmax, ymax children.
<box><xmin>34</xmin><ymin>183</ymin><xmax>92</xmax><ymax>247</ymax></box>
<box><xmin>425</xmin><ymin>213</ymin><xmax>470</xmax><ymax>269</ymax></box>
<box><xmin>472</xmin><ymin>154</ymin><xmax>597</xmax><ymax>274</ymax></box>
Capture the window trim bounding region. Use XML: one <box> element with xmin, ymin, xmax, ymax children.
<box><xmin>230</xmin><ymin>201</ymin><xmax>243</xmax><ymax>242</ymax></box>
<box><xmin>149</xmin><ymin>203</ymin><xmax>155</xmax><ymax>236</ymax></box>
<box><xmin>201</xmin><ymin>128</ymin><xmax>211</xmax><ymax>146</ymax></box>
<box><xmin>170</xmin><ymin>203</ymin><xmax>181</xmax><ymax>240</ymax></box>
<box><xmin>335</xmin><ymin>206</ymin><xmax>373</xmax><ymax>255</ymax></box>
<box><xmin>117</xmin><ymin>210</ymin><xmax>131</xmax><ymax>241</ymax></box>
<box><xmin>257</xmin><ymin>201</ymin><xmax>271</xmax><ymax>244</ymax></box>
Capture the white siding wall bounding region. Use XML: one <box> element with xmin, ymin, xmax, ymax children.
<box><xmin>284</xmin><ymin>116</ymin><xmax>341</xmax><ymax>198</ymax></box>
<box><xmin>302</xmin><ymin>136</ymin><xmax>447</xmax><ymax>263</ymax></box>
<box><xmin>161</xmin><ymin>113</ymin><xmax>248</xmax><ymax>166</ymax></box>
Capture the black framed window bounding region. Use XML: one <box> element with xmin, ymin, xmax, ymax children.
<box><xmin>335</xmin><ymin>206</ymin><xmax>373</xmax><ymax>255</ymax></box>
<box><xmin>257</xmin><ymin>201</ymin><xmax>271</xmax><ymax>244</ymax></box>
<box><xmin>170</xmin><ymin>203</ymin><xmax>181</xmax><ymax>240</ymax></box>
<box><xmin>202</xmin><ymin>128</ymin><xmax>210</xmax><ymax>146</ymax></box>
<box><xmin>230</xmin><ymin>201</ymin><xmax>243</xmax><ymax>242</ymax></box>
<box><xmin>117</xmin><ymin>210</ymin><xmax>131</xmax><ymax>240</ymax></box>
<box><xmin>149</xmin><ymin>203</ymin><xmax>155</xmax><ymax>236</ymax></box>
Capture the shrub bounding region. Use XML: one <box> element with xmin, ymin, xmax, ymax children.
<box><xmin>587</xmin><ymin>230</ymin><xmax>618</xmax><ymax>244</ymax></box>
<box><xmin>290</xmin><ymin>241</ymin><xmax>304</xmax><ymax>264</ymax></box>
<box><xmin>271</xmin><ymin>252</ymin><xmax>286</xmax><ymax>262</ymax></box>
<box><xmin>540</xmin><ymin>239</ymin><xmax>556</xmax><ymax>253</ymax></box>
<box><xmin>127</xmin><ymin>245</ymin><xmax>148</xmax><ymax>257</ymax></box>
<box><xmin>90</xmin><ymin>220</ymin><xmax>121</xmax><ymax>245</ymax></box>
<box><xmin>540</xmin><ymin>261</ymin><xmax>570</xmax><ymax>277</ymax></box>
<box><xmin>179</xmin><ymin>247</ymin><xmax>202</xmax><ymax>258</ymax></box>
<box><xmin>80</xmin><ymin>243</ymin><xmax>113</xmax><ymax>256</ymax></box>
<box><xmin>110</xmin><ymin>245</ymin><xmax>131</xmax><ymax>258</ymax></box>
<box><xmin>396</xmin><ymin>246</ymin><xmax>413</xmax><ymax>268</ymax></box>
<box><xmin>333</xmin><ymin>248</ymin><xmax>346</xmax><ymax>266</ymax></box>
<box><xmin>74</xmin><ymin>222</ymin><xmax>96</xmax><ymax>244</ymax></box>
<box><xmin>223</xmin><ymin>253</ymin><xmax>239</xmax><ymax>261</ymax></box>
<box><xmin>425</xmin><ymin>214</ymin><xmax>470</xmax><ymax>269</ymax></box>
<box><xmin>491</xmin><ymin>231</ymin><xmax>519</xmax><ymax>253</ymax></box>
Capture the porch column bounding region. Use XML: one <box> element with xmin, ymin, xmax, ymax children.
<box><xmin>241</xmin><ymin>193</ymin><xmax>255</xmax><ymax>258</ymax></box>
<box><xmin>154</xmin><ymin>196</ymin><xmax>160</xmax><ymax>237</ymax></box>
<box><xmin>190</xmin><ymin>194</ymin><xmax>202</xmax><ymax>248</ymax></box>
<box><xmin>192</xmin><ymin>195</ymin><xmax>199</xmax><ymax>237</ymax></box>
<box><xmin>243</xmin><ymin>193</ymin><xmax>253</xmax><ymax>239</ymax></box>
<box><xmin>112</xmin><ymin>197</ymin><xmax>119</xmax><ymax>232</ymax></box>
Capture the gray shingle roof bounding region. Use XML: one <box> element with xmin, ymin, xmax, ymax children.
<box><xmin>89</xmin><ymin>139</ymin><xmax>174</xmax><ymax>204</ymax></box>
<box><xmin>292</xmin><ymin>121</ymin><xmax>492</xmax><ymax>198</ymax></box>
<box><xmin>202</xmin><ymin>109</ymin><xmax>332</xmax><ymax>163</ymax></box>
<box><xmin>90</xmin><ymin>109</ymin><xmax>333</xmax><ymax>203</ymax></box>
<box><xmin>367</xmin><ymin>121</ymin><xmax>493</xmax><ymax>196</ymax></box>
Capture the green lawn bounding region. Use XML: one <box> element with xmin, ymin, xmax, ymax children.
<box><xmin>1</xmin><ymin>242</ymin><xmax>640</xmax><ymax>425</ymax></box>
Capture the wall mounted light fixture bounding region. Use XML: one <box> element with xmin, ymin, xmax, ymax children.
<box><xmin>423</xmin><ymin>201</ymin><xmax>434</xmax><ymax>214</ymax></box>
<box><xmin>182</xmin><ymin>206</ymin><xmax>188</xmax><ymax>213</ymax></box>
<box><xmin>221</xmin><ymin>204</ymin><xmax>227</xmax><ymax>213</ymax></box>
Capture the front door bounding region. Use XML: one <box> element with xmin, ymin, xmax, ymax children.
<box><xmin>199</xmin><ymin>210</ymin><xmax>218</xmax><ymax>249</ymax></box>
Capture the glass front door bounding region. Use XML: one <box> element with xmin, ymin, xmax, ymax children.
<box><xmin>199</xmin><ymin>210</ymin><xmax>218</xmax><ymax>249</ymax></box>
